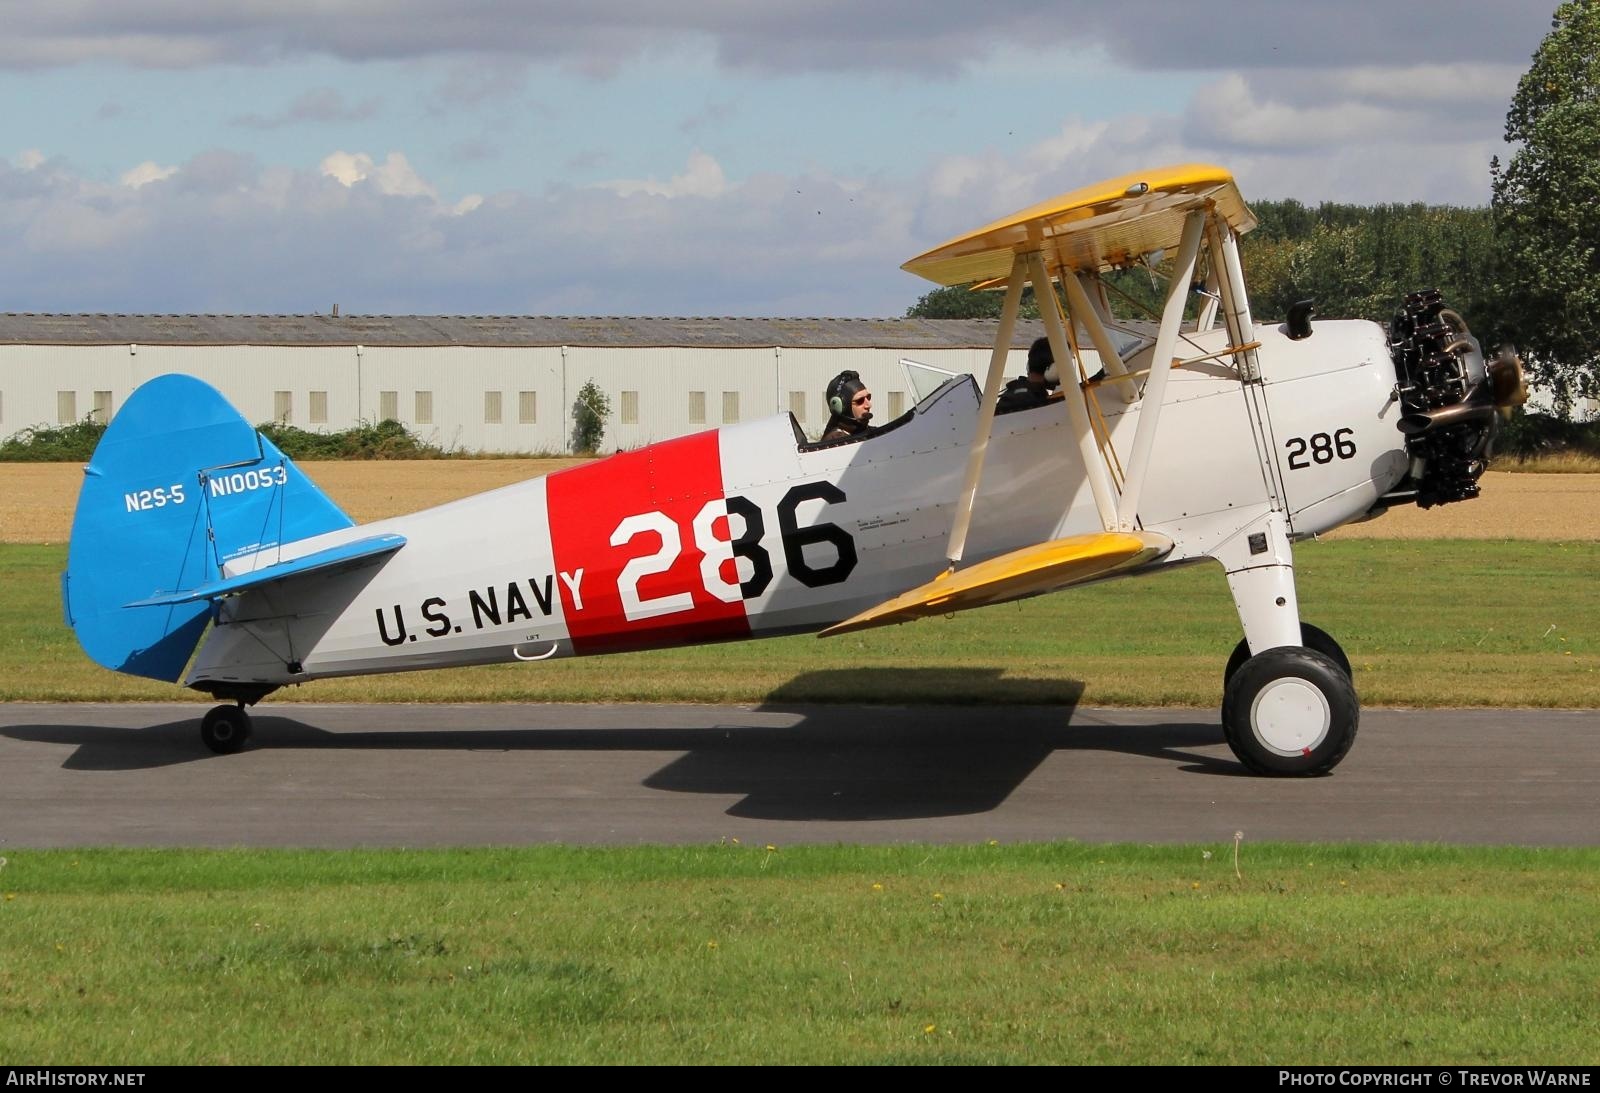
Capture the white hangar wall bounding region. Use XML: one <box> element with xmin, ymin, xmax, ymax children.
<box><xmin>1</xmin><ymin>345</ymin><xmax>135</xmax><ymax>432</ymax></box>
<box><xmin>357</xmin><ymin>345</ymin><xmax>568</xmax><ymax>453</ymax></box>
<box><xmin>0</xmin><ymin>318</ymin><xmax>1043</xmax><ymax>453</ymax></box>
<box><xmin>0</xmin><ymin>343</ymin><xmax>359</xmax><ymax>443</ymax></box>
<box><xmin>567</xmin><ymin>345</ymin><xmax>1010</xmax><ymax>449</ymax></box>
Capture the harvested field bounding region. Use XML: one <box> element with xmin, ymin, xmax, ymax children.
<box><xmin>1321</xmin><ymin>471</ymin><xmax>1600</xmax><ymax>541</ymax></box>
<box><xmin>2</xmin><ymin>461</ymin><xmax>1595</xmax><ymax>544</ymax></box>
<box><xmin>0</xmin><ymin>459</ymin><xmax>587</xmax><ymax>544</ymax></box>
<box><xmin>279</xmin><ymin>458</ymin><xmax>591</xmax><ymax>526</ymax></box>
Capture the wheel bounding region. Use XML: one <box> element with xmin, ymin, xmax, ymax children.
<box><xmin>200</xmin><ymin>704</ymin><xmax>252</xmax><ymax>755</ymax></box>
<box><xmin>1222</xmin><ymin>646</ymin><xmax>1358</xmax><ymax>776</ymax></box>
<box><xmin>1224</xmin><ymin>622</ymin><xmax>1351</xmax><ymax>688</ymax></box>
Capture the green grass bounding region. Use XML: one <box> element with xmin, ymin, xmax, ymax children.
<box><xmin>1</xmin><ymin>844</ymin><xmax>1595</xmax><ymax>1064</ymax></box>
<box><xmin>8</xmin><ymin>539</ymin><xmax>1596</xmax><ymax>706</ymax></box>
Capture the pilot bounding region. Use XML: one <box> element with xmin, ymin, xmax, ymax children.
<box><xmin>998</xmin><ymin>337</ymin><xmax>1059</xmax><ymax>410</ymax></box>
<box><xmin>821</xmin><ymin>370</ymin><xmax>874</xmax><ymax>441</ymax></box>
<box><xmin>1031</xmin><ymin>335</ymin><xmax>1107</xmax><ymax>387</ymax></box>
<box><xmin>1025</xmin><ymin>336</ymin><xmax>1056</xmax><ymax>398</ymax></box>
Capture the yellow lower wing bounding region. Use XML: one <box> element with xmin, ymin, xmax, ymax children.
<box><xmin>820</xmin><ymin>531</ymin><xmax>1173</xmax><ymax>638</ymax></box>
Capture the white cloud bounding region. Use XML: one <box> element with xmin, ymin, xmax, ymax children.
<box><xmin>319</xmin><ymin>150</ymin><xmax>368</xmax><ymax>187</ymax></box>
<box><xmin>597</xmin><ymin>150</ymin><xmax>728</xmax><ymax>198</ymax></box>
<box><xmin>320</xmin><ymin>150</ymin><xmax>437</xmax><ymax>198</ymax></box>
<box><xmin>0</xmin><ymin>60</ymin><xmax>1513</xmax><ymax>324</ymax></box>
<box><xmin>0</xmin><ymin>149</ymin><xmax>922</xmax><ymax>316</ymax></box>
<box><xmin>15</xmin><ymin>185</ymin><xmax>150</xmax><ymax>253</ymax></box>
<box><xmin>120</xmin><ymin>161</ymin><xmax>178</xmax><ymax>188</ymax></box>
<box><xmin>906</xmin><ymin>74</ymin><xmax>1504</xmax><ymax>251</ymax></box>
<box><xmin>915</xmin><ymin>115</ymin><xmax>1190</xmax><ymax>236</ymax></box>
<box><xmin>1188</xmin><ymin>74</ymin><xmax>1416</xmax><ymax>151</ymax></box>
<box><xmin>371</xmin><ymin>153</ymin><xmax>438</xmax><ymax>199</ymax></box>
<box><xmin>1025</xmin><ymin>118</ymin><xmax>1115</xmax><ymax>172</ymax></box>
<box><xmin>1321</xmin><ymin>64</ymin><xmax>1523</xmax><ymax>110</ymax></box>
<box><xmin>926</xmin><ymin>155</ymin><xmax>990</xmax><ymax>201</ymax></box>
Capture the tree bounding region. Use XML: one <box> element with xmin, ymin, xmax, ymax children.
<box><xmin>904</xmin><ymin>199</ymin><xmax>1503</xmax><ymax>330</ymax></box>
<box><xmin>1492</xmin><ymin>0</ymin><xmax>1600</xmax><ymax>408</ymax></box>
<box><xmin>571</xmin><ymin>380</ymin><xmax>611</xmax><ymax>454</ymax></box>
<box><xmin>1242</xmin><ymin>202</ymin><xmax>1498</xmax><ymax>326</ymax></box>
<box><xmin>906</xmin><ymin>284</ymin><xmax>1040</xmax><ymax>320</ymax></box>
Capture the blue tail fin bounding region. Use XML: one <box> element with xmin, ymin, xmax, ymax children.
<box><xmin>63</xmin><ymin>374</ymin><xmax>356</xmax><ymax>682</ymax></box>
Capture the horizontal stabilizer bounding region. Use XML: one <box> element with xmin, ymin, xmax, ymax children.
<box><xmin>820</xmin><ymin>531</ymin><xmax>1172</xmax><ymax>637</ymax></box>
<box><xmin>123</xmin><ymin>534</ymin><xmax>407</xmax><ymax>608</ymax></box>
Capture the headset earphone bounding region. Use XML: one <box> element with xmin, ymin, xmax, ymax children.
<box><xmin>827</xmin><ymin>370</ymin><xmax>862</xmax><ymax>416</ymax></box>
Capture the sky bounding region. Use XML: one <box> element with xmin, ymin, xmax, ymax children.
<box><xmin>0</xmin><ymin>1</ymin><xmax>1560</xmax><ymax>317</ymax></box>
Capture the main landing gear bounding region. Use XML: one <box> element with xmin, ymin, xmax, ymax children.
<box><xmin>1217</xmin><ymin>511</ymin><xmax>1358</xmax><ymax>775</ymax></box>
<box><xmin>200</xmin><ymin>703</ymin><xmax>253</xmax><ymax>755</ymax></box>
<box><xmin>1221</xmin><ymin>626</ymin><xmax>1358</xmax><ymax>776</ymax></box>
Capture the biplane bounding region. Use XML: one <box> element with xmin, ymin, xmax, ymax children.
<box><xmin>63</xmin><ymin>164</ymin><xmax>1524</xmax><ymax>774</ymax></box>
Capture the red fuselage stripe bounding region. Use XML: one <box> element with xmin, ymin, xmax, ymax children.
<box><xmin>546</xmin><ymin>431</ymin><xmax>751</xmax><ymax>654</ymax></box>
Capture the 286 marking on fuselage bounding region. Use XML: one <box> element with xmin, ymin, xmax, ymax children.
<box><xmin>1285</xmin><ymin>428</ymin><xmax>1357</xmax><ymax>470</ymax></box>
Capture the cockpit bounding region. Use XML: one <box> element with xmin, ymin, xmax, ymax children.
<box><xmin>792</xmin><ymin>322</ymin><xmax>1156</xmax><ymax>455</ymax></box>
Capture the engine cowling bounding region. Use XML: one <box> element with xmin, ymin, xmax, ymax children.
<box><xmin>1386</xmin><ymin>289</ymin><xmax>1524</xmax><ymax>508</ymax></box>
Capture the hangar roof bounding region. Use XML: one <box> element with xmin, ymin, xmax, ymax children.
<box><xmin>0</xmin><ymin>314</ymin><xmax>1047</xmax><ymax>350</ymax></box>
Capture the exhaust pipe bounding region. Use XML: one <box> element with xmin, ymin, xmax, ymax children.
<box><xmin>1397</xmin><ymin>393</ymin><xmax>1496</xmax><ymax>436</ymax></box>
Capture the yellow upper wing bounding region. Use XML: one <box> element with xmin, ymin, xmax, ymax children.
<box><xmin>902</xmin><ymin>163</ymin><xmax>1255</xmax><ymax>288</ymax></box>
<box><xmin>820</xmin><ymin>531</ymin><xmax>1173</xmax><ymax>638</ymax></box>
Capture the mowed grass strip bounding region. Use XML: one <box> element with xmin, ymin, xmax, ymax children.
<box><xmin>6</xmin><ymin>539</ymin><xmax>1596</xmax><ymax>706</ymax></box>
<box><xmin>1</xmin><ymin>844</ymin><xmax>1595</xmax><ymax>1065</ymax></box>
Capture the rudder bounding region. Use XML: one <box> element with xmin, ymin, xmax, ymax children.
<box><xmin>63</xmin><ymin>374</ymin><xmax>356</xmax><ymax>682</ymax></box>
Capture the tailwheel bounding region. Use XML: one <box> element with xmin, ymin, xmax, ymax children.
<box><xmin>200</xmin><ymin>704</ymin><xmax>252</xmax><ymax>755</ymax></box>
<box><xmin>1222</xmin><ymin>647</ymin><xmax>1358</xmax><ymax>776</ymax></box>
<box><xmin>1224</xmin><ymin>622</ymin><xmax>1351</xmax><ymax>687</ymax></box>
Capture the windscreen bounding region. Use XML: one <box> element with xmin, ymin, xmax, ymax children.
<box><xmin>900</xmin><ymin>358</ymin><xmax>961</xmax><ymax>405</ymax></box>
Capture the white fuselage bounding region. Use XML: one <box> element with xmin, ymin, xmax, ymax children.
<box><xmin>187</xmin><ymin>319</ymin><xmax>1404</xmax><ymax>690</ymax></box>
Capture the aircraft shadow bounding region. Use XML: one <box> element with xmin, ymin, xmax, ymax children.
<box><xmin>1</xmin><ymin>670</ymin><xmax>1241</xmax><ymax>821</ymax></box>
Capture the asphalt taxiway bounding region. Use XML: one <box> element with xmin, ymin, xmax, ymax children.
<box><xmin>1</xmin><ymin>702</ymin><xmax>1594</xmax><ymax>847</ymax></box>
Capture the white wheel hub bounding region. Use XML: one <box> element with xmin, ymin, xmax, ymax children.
<box><xmin>1250</xmin><ymin>676</ymin><xmax>1331</xmax><ymax>756</ymax></box>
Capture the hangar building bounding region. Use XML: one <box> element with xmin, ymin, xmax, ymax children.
<box><xmin>0</xmin><ymin>314</ymin><xmax>1049</xmax><ymax>453</ymax></box>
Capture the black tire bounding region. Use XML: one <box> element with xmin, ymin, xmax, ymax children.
<box><xmin>1224</xmin><ymin>622</ymin><xmax>1351</xmax><ymax>688</ymax></box>
<box><xmin>1222</xmin><ymin>646</ymin><xmax>1358</xmax><ymax>776</ymax></box>
<box><xmin>200</xmin><ymin>705</ymin><xmax>251</xmax><ymax>755</ymax></box>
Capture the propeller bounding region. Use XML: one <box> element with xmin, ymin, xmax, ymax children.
<box><xmin>1398</xmin><ymin>343</ymin><xmax>1529</xmax><ymax>437</ymax></box>
<box><xmin>1488</xmin><ymin>344</ymin><xmax>1529</xmax><ymax>420</ymax></box>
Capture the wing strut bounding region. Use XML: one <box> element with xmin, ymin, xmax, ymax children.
<box><xmin>1207</xmin><ymin>214</ymin><xmax>1262</xmax><ymax>381</ymax></box>
<box><xmin>944</xmin><ymin>253</ymin><xmax>1027</xmax><ymax>568</ymax></box>
<box><xmin>1062</xmin><ymin>271</ymin><xmax>1137</xmax><ymax>404</ymax></box>
<box><xmin>1114</xmin><ymin>207</ymin><xmax>1207</xmax><ymax>530</ymax></box>
<box><xmin>1030</xmin><ymin>251</ymin><xmax>1120</xmax><ymax>531</ymax></box>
